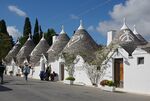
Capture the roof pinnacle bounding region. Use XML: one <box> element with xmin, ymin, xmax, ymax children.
<box><xmin>78</xmin><ymin>20</ymin><xmax>84</xmax><ymax>30</ymax></box>
<box><xmin>27</xmin><ymin>33</ymin><xmax>32</xmax><ymax>40</ymax></box>
<box><xmin>120</xmin><ymin>17</ymin><xmax>129</xmax><ymax>30</ymax></box>
<box><xmin>60</xmin><ymin>25</ymin><xmax>65</xmax><ymax>34</ymax></box>
<box><xmin>41</xmin><ymin>33</ymin><xmax>45</xmax><ymax>40</ymax></box>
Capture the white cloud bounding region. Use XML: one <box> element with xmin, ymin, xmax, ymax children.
<box><xmin>8</xmin><ymin>5</ymin><xmax>27</xmax><ymax>17</ymax></box>
<box><xmin>87</xmin><ymin>25</ymin><xmax>95</xmax><ymax>32</ymax></box>
<box><xmin>70</xmin><ymin>14</ymin><xmax>79</xmax><ymax>20</ymax></box>
<box><xmin>97</xmin><ymin>0</ymin><xmax>150</xmax><ymax>40</ymax></box>
<box><xmin>7</xmin><ymin>26</ymin><xmax>21</xmax><ymax>40</ymax></box>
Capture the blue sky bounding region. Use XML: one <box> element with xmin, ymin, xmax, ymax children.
<box><xmin>3</xmin><ymin>0</ymin><xmax>147</xmax><ymax>45</ymax></box>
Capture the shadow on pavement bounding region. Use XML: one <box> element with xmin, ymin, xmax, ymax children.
<box><xmin>0</xmin><ymin>85</ymin><xmax>12</xmax><ymax>92</ymax></box>
<box><xmin>14</xmin><ymin>83</ymin><xmax>35</xmax><ymax>85</ymax></box>
<box><xmin>114</xmin><ymin>91</ymin><xmax>126</xmax><ymax>93</ymax></box>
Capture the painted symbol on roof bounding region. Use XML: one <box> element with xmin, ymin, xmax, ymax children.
<box><xmin>119</xmin><ymin>30</ymin><xmax>134</xmax><ymax>42</ymax></box>
<box><xmin>67</xmin><ymin>34</ymin><xmax>84</xmax><ymax>47</ymax></box>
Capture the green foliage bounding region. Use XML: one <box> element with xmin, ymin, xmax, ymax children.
<box><xmin>19</xmin><ymin>17</ymin><xmax>32</xmax><ymax>46</ymax></box>
<box><xmin>44</xmin><ymin>28</ymin><xmax>56</xmax><ymax>46</ymax></box>
<box><xmin>62</xmin><ymin>52</ymin><xmax>76</xmax><ymax>68</ymax></box>
<box><xmin>39</xmin><ymin>26</ymin><xmax>43</xmax><ymax>39</ymax></box>
<box><xmin>33</xmin><ymin>18</ymin><xmax>40</xmax><ymax>45</ymax></box>
<box><xmin>61</xmin><ymin>52</ymin><xmax>76</xmax><ymax>76</ymax></box>
<box><xmin>0</xmin><ymin>20</ymin><xmax>8</xmax><ymax>34</ymax></box>
<box><xmin>100</xmin><ymin>80</ymin><xmax>115</xmax><ymax>87</ymax></box>
<box><xmin>83</xmin><ymin>44</ymin><xmax>117</xmax><ymax>85</ymax></box>
<box><xmin>0</xmin><ymin>19</ymin><xmax>14</xmax><ymax>60</ymax></box>
<box><xmin>23</xmin><ymin>17</ymin><xmax>31</xmax><ymax>37</ymax></box>
<box><xmin>65</xmin><ymin>76</ymin><xmax>75</xmax><ymax>81</ymax></box>
<box><xmin>19</xmin><ymin>36</ymin><xmax>28</xmax><ymax>46</ymax></box>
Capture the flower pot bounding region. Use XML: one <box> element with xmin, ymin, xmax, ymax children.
<box><xmin>101</xmin><ymin>86</ymin><xmax>115</xmax><ymax>92</ymax></box>
<box><xmin>64</xmin><ymin>80</ymin><xmax>74</xmax><ymax>85</ymax></box>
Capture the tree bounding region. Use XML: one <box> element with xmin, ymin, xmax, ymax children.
<box><xmin>0</xmin><ymin>19</ymin><xmax>14</xmax><ymax>60</ymax></box>
<box><xmin>0</xmin><ymin>20</ymin><xmax>8</xmax><ymax>34</ymax></box>
<box><xmin>33</xmin><ymin>18</ymin><xmax>40</xmax><ymax>45</ymax></box>
<box><xmin>83</xmin><ymin>44</ymin><xmax>117</xmax><ymax>86</ymax></box>
<box><xmin>61</xmin><ymin>52</ymin><xmax>76</xmax><ymax>77</ymax></box>
<box><xmin>23</xmin><ymin>17</ymin><xmax>31</xmax><ymax>37</ymax></box>
<box><xmin>44</xmin><ymin>28</ymin><xmax>56</xmax><ymax>46</ymax></box>
<box><xmin>39</xmin><ymin>25</ymin><xmax>43</xmax><ymax>39</ymax></box>
<box><xmin>20</xmin><ymin>17</ymin><xmax>32</xmax><ymax>46</ymax></box>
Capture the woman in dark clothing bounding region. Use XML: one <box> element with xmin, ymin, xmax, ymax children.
<box><xmin>45</xmin><ymin>66</ymin><xmax>51</xmax><ymax>81</ymax></box>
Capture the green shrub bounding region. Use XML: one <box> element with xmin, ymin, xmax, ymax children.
<box><xmin>65</xmin><ymin>76</ymin><xmax>75</xmax><ymax>81</ymax></box>
<box><xmin>107</xmin><ymin>80</ymin><xmax>115</xmax><ymax>86</ymax></box>
<box><xmin>100</xmin><ymin>80</ymin><xmax>115</xmax><ymax>87</ymax></box>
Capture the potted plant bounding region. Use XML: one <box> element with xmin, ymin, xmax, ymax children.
<box><xmin>9</xmin><ymin>71</ymin><xmax>13</xmax><ymax>76</ymax></box>
<box><xmin>100</xmin><ymin>80</ymin><xmax>115</xmax><ymax>92</ymax></box>
<box><xmin>16</xmin><ymin>73</ymin><xmax>21</xmax><ymax>76</ymax></box>
<box><xmin>64</xmin><ymin>76</ymin><xmax>75</xmax><ymax>85</ymax></box>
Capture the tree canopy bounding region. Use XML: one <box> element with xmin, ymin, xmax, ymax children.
<box><xmin>44</xmin><ymin>28</ymin><xmax>56</xmax><ymax>46</ymax></box>
<box><xmin>33</xmin><ymin>18</ymin><xmax>40</xmax><ymax>45</ymax></box>
<box><xmin>0</xmin><ymin>19</ymin><xmax>14</xmax><ymax>61</ymax></box>
<box><xmin>20</xmin><ymin>17</ymin><xmax>32</xmax><ymax>46</ymax></box>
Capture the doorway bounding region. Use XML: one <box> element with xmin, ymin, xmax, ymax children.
<box><xmin>114</xmin><ymin>58</ymin><xmax>123</xmax><ymax>88</ymax></box>
<box><xmin>59</xmin><ymin>63</ymin><xmax>64</xmax><ymax>81</ymax></box>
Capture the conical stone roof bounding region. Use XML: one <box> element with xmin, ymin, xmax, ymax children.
<box><xmin>62</xmin><ymin>21</ymin><xmax>99</xmax><ymax>62</ymax></box>
<box><xmin>112</xmin><ymin>18</ymin><xmax>147</xmax><ymax>55</ymax></box>
<box><xmin>16</xmin><ymin>37</ymin><xmax>35</xmax><ymax>66</ymax></box>
<box><xmin>5</xmin><ymin>40</ymin><xmax>21</xmax><ymax>64</ymax></box>
<box><xmin>47</xmin><ymin>26</ymin><xmax>70</xmax><ymax>62</ymax></box>
<box><xmin>133</xmin><ymin>25</ymin><xmax>147</xmax><ymax>44</ymax></box>
<box><xmin>30</xmin><ymin>36</ymin><xmax>50</xmax><ymax>66</ymax></box>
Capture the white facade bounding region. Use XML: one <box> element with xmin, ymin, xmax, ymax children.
<box><xmin>73</xmin><ymin>55</ymin><xmax>92</xmax><ymax>86</ymax></box>
<box><xmin>102</xmin><ymin>46</ymin><xmax>150</xmax><ymax>94</ymax></box>
<box><xmin>48</xmin><ymin>56</ymin><xmax>92</xmax><ymax>85</ymax></box>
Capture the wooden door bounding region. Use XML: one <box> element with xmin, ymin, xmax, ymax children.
<box><xmin>60</xmin><ymin>64</ymin><xmax>64</xmax><ymax>80</ymax></box>
<box><xmin>114</xmin><ymin>58</ymin><xmax>123</xmax><ymax>88</ymax></box>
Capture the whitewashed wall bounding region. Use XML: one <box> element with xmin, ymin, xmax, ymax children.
<box><xmin>32</xmin><ymin>66</ymin><xmax>41</xmax><ymax>79</ymax></box>
<box><xmin>124</xmin><ymin>48</ymin><xmax>150</xmax><ymax>94</ymax></box>
<box><xmin>50</xmin><ymin>57</ymin><xmax>66</xmax><ymax>81</ymax></box>
<box><xmin>103</xmin><ymin>47</ymin><xmax>150</xmax><ymax>94</ymax></box>
<box><xmin>49</xmin><ymin>56</ymin><xmax>92</xmax><ymax>85</ymax></box>
<box><xmin>101</xmin><ymin>47</ymin><xmax>128</xmax><ymax>80</ymax></box>
<box><xmin>73</xmin><ymin>55</ymin><xmax>92</xmax><ymax>86</ymax></box>
<box><xmin>6</xmin><ymin>65</ymin><xmax>20</xmax><ymax>76</ymax></box>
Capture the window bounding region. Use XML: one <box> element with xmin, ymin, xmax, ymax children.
<box><xmin>137</xmin><ymin>57</ymin><xmax>144</xmax><ymax>65</ymax></box>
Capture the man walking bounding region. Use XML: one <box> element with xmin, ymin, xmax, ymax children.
<box><xmin>0</xmin><ymin>60</ymin><xmax>6</xmax><ymax>84</ymax></box>
<box><xmin>23</xmin><ymin>62</ymin><xmax>30</xmax><ymax>81</ymax></box>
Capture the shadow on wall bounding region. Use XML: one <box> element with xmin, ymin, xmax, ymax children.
<box><xmin>124</xmin><ymin>60</ymin><xmax>130</xmax><ymax>66</ymax></box>
<box><xmin>0</xmin><ymin>85</ymin><xmax>12</xmax><ymax>92</ymax></box>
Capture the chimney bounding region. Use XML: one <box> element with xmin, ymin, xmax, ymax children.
<box><xmin>52</xmin><ymin>35</ymin><xmax>57</xmax><ymax>44</ymax></box>
<box><xmin>107</xmin><ymin>30</ymin><xmax>116</xmax><ymax>46</ymax></box>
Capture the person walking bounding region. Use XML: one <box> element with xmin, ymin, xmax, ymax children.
<box><xmin>23</xmin><ymin>62</ymin><xmax>30</xmax><ymax>81</ymax></box>
<box><xmin>0</xmin><ymin>60</ymin><xmax>6</xmax><ymax>84</ymax></box>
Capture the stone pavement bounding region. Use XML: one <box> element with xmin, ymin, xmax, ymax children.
<box><xmin>0</xmin><ymin>75</ymin><xmax>150</xmax><ymax>101</ymax></box>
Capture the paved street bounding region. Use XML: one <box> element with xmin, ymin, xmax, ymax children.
<box><xmin>0</xmin><ymin>76</ymin><xmax>150</xmax><ymax>101</ymax></box>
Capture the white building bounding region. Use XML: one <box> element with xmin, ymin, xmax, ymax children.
<box><xmin>5</xmin><ymin>40</ymin><xmax>21</xmax><ymax>75</ymax></box>
<box><xmin>103</xmin><ymin>18</ymin><xmax>150</xmax><ymax>94</ymax></box>
<box><xmin>30</xmin><ymin>34</ymin><xmax>49</xmax><ymax>79</ymax></box>
<box><xmin>48</xmin><ymin>20</ymin><xmax>99</xmax><ymax>85</ymax></box>
<box><xmin>4</xmin><ymin>18</ymin><xmax>150</xmax><ymax>94</ymax></box>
